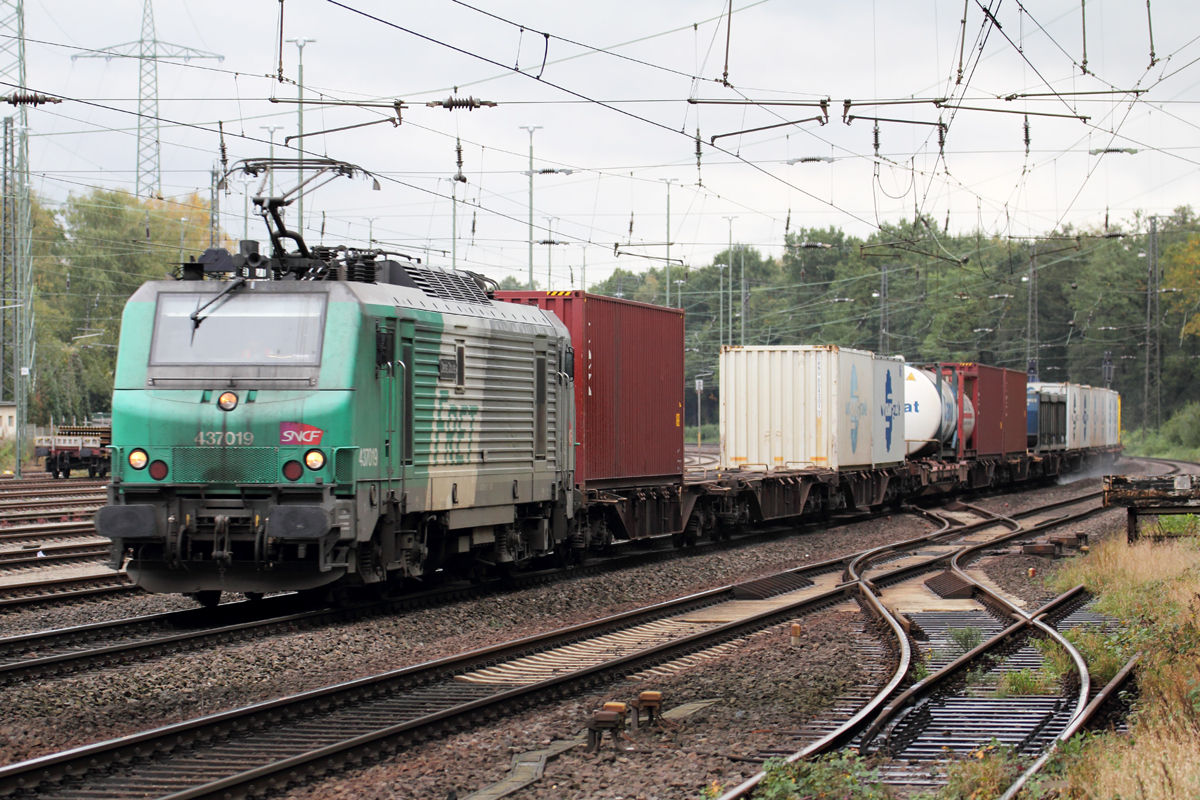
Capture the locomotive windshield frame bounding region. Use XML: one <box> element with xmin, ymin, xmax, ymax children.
<box><xmin>150</xmin><ymin>291</ymin><xmax>327</xmax><ymax>367</ymax></box>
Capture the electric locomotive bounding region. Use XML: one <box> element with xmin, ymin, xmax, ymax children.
<box><xmin>97</xmin><ymin>191</ymin><xmax>577</xmax><ymax>606</ymax></box>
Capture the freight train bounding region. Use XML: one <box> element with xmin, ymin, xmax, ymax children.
<box><xmin>94</xmin><ymin>208</ymin><xmax>1120</xmax><ymax>606</ymax></box>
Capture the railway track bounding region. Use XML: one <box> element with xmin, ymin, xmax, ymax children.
<box><xmin>715</xmin><ymin>484</ymin><xmax>1162</xmax><ymax>799</ymax></box>
<box><xmin>0</xmin><ymin>541</ymin><xmax>110</xmax><ymax>568</ymax></box>
<box><xmin>0</xmin><ymin>572</ymin><xmax>136</xmax><ymax>608</ymax></box>
<box><xmin>0</xmin><ymin>483</ymin><xmax>1111</xmax><ymax>799</ymax></box>
<box><xmin>0</xmin><ymin>480</ymin><xmax>1103</xmax><ymax>684</ymax></box>
<box><xmin>0</xmin><ymin>521</ymin><xmax>96</xmax><ymax>546</ymax></box>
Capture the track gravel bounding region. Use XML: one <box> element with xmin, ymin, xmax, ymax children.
<box><xmin>0</xmin><ymin>513</ymin><xmax>926</xmax><ymax>766</ymax></box>
<box><xmin>280</xmin><ymin>612</ymin><xmax>870</xmax><ymax>800</ymax></box>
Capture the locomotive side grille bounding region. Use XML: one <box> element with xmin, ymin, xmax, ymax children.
<box><xmin>402</xmin><ymin>265</ymin><xmax>490</xmax><ymax>305</ymax></box>
<box><xmin>172</xmin><ymin>447</ymin><xmax>279</xmax><ymax>483</ymax></box>
<box><xmin>334</xmin><ymin>447</ymin><xmax>356</xmax><ymax>483</ymax></box>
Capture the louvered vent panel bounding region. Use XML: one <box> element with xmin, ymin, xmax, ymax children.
<box><xmin>403</xmin><ymin>266</ymin><xmax>490</xmax><ymax>305</ymax></box>
<box><xmin>334</xmin><ymin>447</ymin><xmax>356</xmax><ymax>483</ymax></box>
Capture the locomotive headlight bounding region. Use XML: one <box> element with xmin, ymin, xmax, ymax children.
<box><xmin>128</xmin><ymin>449</ymin><xmax>148</xmax><ymax>470</ymax></box>
<box><xmin>304</xmin><ymin>449</ymin><xmax>325</xmax><ymax>470</ymax></box>
<box><xmin>217</xmin><ymin>391</ymin><xmax>238</xmax><ymax>411</ymax></box>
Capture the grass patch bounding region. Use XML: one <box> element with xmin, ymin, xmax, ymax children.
<box><xmin>1038</xmin><ymin>534</ymin><xmax>1200</xmax><ymax>798</ymax></box>
<box><xmin>946</xmin><ymin>626</ymin><xmax>984</xmax><ymax>656</ymax></box>
<box><xmin>996</xmin><ymin>668</ymin><xmax>1055</xmax><ymax>697</ymax></box>
<box><xmin>752</xmin><ymin>751</ymin><xmax>896</xmax><ymax>799</ymax></box>
<box><xmin>911</xmin><ymin>740</ymin><xmax>1030</xmax><ymax>800</ymax></box>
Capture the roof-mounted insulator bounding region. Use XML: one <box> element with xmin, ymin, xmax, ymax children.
<box><xmin>4</xmin><ymin>92</ymin><xmax>61</xmax><ymax>106</ymax></box>
<box><xmin>426</xmin><ymin>96</ymin><xmax>497</xmax><ymax>111</ymax></box>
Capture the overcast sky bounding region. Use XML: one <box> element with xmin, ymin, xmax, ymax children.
<box><xmin>16</xmin><ymin>0</ymin><xmax>1200</xmax><ymax>290</ymax></box>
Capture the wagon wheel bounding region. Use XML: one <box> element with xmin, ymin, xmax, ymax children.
<box><xmin>191</xmin><ymin>590</ymin><xmax>221</xmax><ymax>609</ymax></box>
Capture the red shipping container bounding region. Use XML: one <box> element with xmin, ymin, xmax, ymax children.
<box><xmin>936</xmin><ymin>363</ymin><xmax>1028</xmax><ymax>458</ymax></box>
<box><xmin>495</xmin><ymin>291</ymin><xmax>685</xmax><ymax>489</ymax></box>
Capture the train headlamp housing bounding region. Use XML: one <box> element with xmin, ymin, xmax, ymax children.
<box><xmin>304</xmin><ymin>450</ymin><xmax>325</xmax><ymax>471</ymax></box>
<box><xmin>128</xmin><ymin>449</ymin><xmax>148</xmax><ymax>470</ymax></box>
<box><xmin>217</xmin><ymin>392</ymin><xmax>238</xmax><ymax>412</ymax></box>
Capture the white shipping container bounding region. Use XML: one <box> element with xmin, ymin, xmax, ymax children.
<box><xmin>719</xmin><ymin>345</ymin><xmax>894</xmax><ymax>472</ymax></box>
<box><xmin>1106</xmin><ymin>389</ymin><xmax>1121</xmax><ymax>446</ymax></box>
<box><xmin>1066</xmin><ymin>383</ymin><xmax>1086</xmax><ymax>451</ymax></box>
<box><xmin>1040</xmin><ymin>382</ymin><xmax>1120</xmax><ymax>450</ymax></box>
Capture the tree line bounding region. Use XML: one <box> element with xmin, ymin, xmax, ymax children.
<box><xmin>22</xmin><ymin>188</ymin><xmax>1200</xmax><ymax>442</ymax></box>
<box><xmin>586</xmin><ymin>209</ymin><xmax>1200</xmax><ymax>436</ymax></box>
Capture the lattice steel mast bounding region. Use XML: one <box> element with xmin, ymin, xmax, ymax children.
<box><xmin>0</xmin><ymin>0</ymin><xmax>31</xmax><ymax>474</ymax></box>
<box><xmin>74</xmin><ymin>0</ymin><xmax>222</xmax><ymax>198</ymax></box>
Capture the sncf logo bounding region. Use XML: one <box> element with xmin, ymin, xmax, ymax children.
<box><xmin>280</xmin><ymin>422</ymin><xmax>324</xmax><ymax>445</ymax></box>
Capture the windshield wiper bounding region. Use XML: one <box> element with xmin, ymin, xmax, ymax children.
<box><xmin>189</xmin><ymin>278</ymin><xmax>247</xmax><ymax>339</ymax></box>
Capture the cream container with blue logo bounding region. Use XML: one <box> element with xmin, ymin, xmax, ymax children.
<box><xmin>872</xmin><ymin>355</ymin><xmax>907</xmax><ymax>467</ymax></box>
<box><xmin>719</xmin><ymin>345</ymin><xmax>895</xmax><ymax>472</ymax></box>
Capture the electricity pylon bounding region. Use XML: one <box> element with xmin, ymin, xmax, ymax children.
<box><xmin>0</xmin><ymin>0</ymin><xmax>31</xmax><ymax>474</ymax></box>
<box><xmin>75</xmin><ymin>0</ymin><xmax>222</xmax><ymax>198</ymax></box>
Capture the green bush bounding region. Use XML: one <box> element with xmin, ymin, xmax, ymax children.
<box><xmin>684</xmin><ymin>424</ymin><xmax>720</xmax><ymax>445</ymax></box>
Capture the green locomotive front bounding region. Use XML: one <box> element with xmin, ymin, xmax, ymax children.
<box><xmin>96</xmin><ymin>257</ymin><xmax>576</xmax><ymax>605</ymax></box>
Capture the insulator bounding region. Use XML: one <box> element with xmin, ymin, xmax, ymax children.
<box><xmin>873</xmin><ymin>122</ymin><xmax>880</xmax><ymax>158</ymax></box>
<box><xmin>1023</xmin><ymin>115</ymin><xmax>1031</xmax><ymax>155</ymax></box>
<box><xmin>428</xmin><ymin>96</ymin><xmax>496</xmax><ymax>111</ymax></box>
<box><xmin>937</xmin><ymin>123</ymin><xmax>946</xmax><ymax>157</ymax></box>
<box><xmin>4</xmin><ymin>91</ymin><xmax>60</xmax><ymax>107</ymax></box>
<box><xmin>628</xmin><ymin>212</ymin><xmax>634</xmax><ymax>237</ymax></box>
<box><xmin>784</xmin><ymin>208</ymin><xmax>791</xmax><ymax>237</ymax></box>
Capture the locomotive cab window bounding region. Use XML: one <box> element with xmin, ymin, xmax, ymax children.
<box><xmin>150</xmin><ymin>293</ymin><xmax>326</xmax><ymax>365</ymax></box>
<box><xmin>562</xmin><ymin>347</ymin><xmax>574</xmax><ymax>380</ymax></box>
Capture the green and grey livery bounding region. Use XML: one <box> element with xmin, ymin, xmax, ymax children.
<box><xmin>97</xmin><ymin>257</ymin><xmax>576</xmax><ymax>605</ymax></box>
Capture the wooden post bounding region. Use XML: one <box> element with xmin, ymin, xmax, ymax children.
<box><xmin>1127</xmin><ymin>507</ymin><xmax>1139</xmax><ymax>543</ymax></box>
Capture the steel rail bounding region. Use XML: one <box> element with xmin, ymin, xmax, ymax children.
<box><xmin>997</xmin><ymin>652</ymin><xmax>1141</xmax><ymax>800</ymax></box>
<box><xmin>0</xmin><ymin>490</ymin><xmax>1098</xmax><ymax>684</ymax></box>
<box><xmin>0</xmin><ymin>572</ymin><xmax>136</xmax><ymax>607</ymax></box>
<box><xmin>717</xmin><ymin>498</ymin><xmax>1102</xmax><ymax>800</ymax></box>
<box><xmin>0</xmin><ymin>496</ymin><xmax>104</xmax><ymax>511</ymax></box>
<box><xmin>0</xmin><ymin>571</ymin><xmax>862</xmax><ymax>799</ymax></box>
<box><xmin>0</xmin><ymin>521</ymin><xmax>97</xmax><ymax>545</ymax></box>
<box><xmin>715</xmin><ymin>585</ymin><xmax>911</xmax><ymax>800</ymax></box>
<box><xmin>0</xmin><ymin>543</ymin><xmax>109</xmax><ymax>567</ymax></box>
